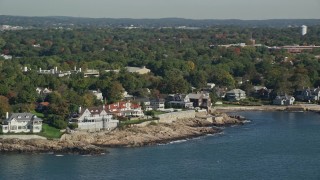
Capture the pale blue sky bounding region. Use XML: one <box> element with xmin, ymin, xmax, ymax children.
<box><xmin>0</xmin><ymin>0</ymin><xmax>319</xmax><ymax>19</ymax></box>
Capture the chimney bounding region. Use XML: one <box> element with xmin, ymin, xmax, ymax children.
<box><xmin>103</xmin><ymin>104</ymin><xmax>105</xmax><ymax>109</ymax></box>
<box><xmin>79</xmin><ymin>68</ymin><xmax>82</xmax><ymax>72</ymax></box>
<box><xmin>78</xmin><ymin>106</ymin><xmax>82</xmax><ymax>114</ymax></box>
<box><xmin>6</xmin><ymin>112</ymin><xmax>9</xmax><ymax>119</ymax></box>
<box><xmin>74</xmin><ymin>66</ymin><xmax>77</xmax><ymax>71</ymax></box>
<box><xmin>55</xmin><ymin>66</ymin><xmax>58</xmax><ymax>73</ymax></box>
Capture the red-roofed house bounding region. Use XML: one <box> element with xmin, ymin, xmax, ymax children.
<box><xmin>105</xmin><ymin>101</ymin><xmax>144</xmax><ymax>117</ymax></box>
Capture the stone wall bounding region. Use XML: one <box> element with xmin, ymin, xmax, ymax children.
<box><xmin>157</xmin><ymin>110</ymin><xmax>196</xmax><ymax>124</ymax></box>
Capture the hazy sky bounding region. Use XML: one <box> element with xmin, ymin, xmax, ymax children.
<box><xmin>0</xmin><ymin>0</ymin><xmax>319</xmax><ymax>20</ymax></box>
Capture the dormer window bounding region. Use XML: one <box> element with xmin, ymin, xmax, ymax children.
<box><xmin>18</xmin><ymin>116</ymin><xmax>21</xmax><ymax>118</ymax></box>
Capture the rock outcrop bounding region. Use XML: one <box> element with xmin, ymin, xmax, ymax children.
<box><xmin>0</xmin><ymin>139</ymin><xmax>106</xmax><ymax>155</ymax></box>
<box><xmin>62</xmin><ymin>112</ymin><xmax>245</xmax><ymax>147</ymax></box>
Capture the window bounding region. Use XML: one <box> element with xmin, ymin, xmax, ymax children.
<box><xmin>11</xmin><ymin>126</ymin><xmax>17</xmax><ymax>130</ymax></box>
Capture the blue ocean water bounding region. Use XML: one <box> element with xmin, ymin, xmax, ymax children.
<box><xmin>1</xmin><ymin>111</ymin><xmax>320</xmax><ymax>180</ymax></box>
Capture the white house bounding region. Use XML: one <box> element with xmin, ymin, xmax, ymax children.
<box><xmin>71</xmin><ymin>106</ymin><xmax>119</xmax><ymax>131</ymax></box>
<box><xmin>1</xmin><ymin>113</ymin><xmax>43</xmax><ymax>133</ymax></box>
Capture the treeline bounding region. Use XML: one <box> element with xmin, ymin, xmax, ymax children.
<box><xmin>1</xmin><ymin>15</ymin><xmax>320</xmax><ymax>28</ymax></box>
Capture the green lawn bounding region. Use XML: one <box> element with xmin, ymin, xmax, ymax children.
<box><xmin>31</xmin><ymin>110</ymin><xmax>45</xmax><ymax>118</ymax></box>
<box><xmin>153</xmin><ymin>111</ymin><xmax>166</xmax><ymax>115</ymax></box>
<box><xmin>39</xmin><ymin>123</ymin><xmax>63</xmax><ymax>139</ymax></box>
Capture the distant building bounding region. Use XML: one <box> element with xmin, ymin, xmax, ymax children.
<box><xmin>125</xmin><ymin>66</ymin><xmax>151</xmax><ymax>74</ymax></box>
<box><xmin>84</xmin><ymin>69</ymin><xmax>100</xmax><ymax>77</ymax></box>
<box><xmin>36</xmin><ymin>87</ymin><xmax>52</xmax><ymax>96</ymax></box>
<box><xmin>301</xmin><ymin>25</ymin><xmax>307</xmax><ymax>36</ymax></box>
<box><xmin>1</xmin><ymin>113</ymin><xmax>43</xmax><ymax>133</ymax></box>
<box><xmin>37</xmin><ymin>67</ymin><xmax>72</xmax><ymax>77</ymax></box>
<box><xmin>0</xmin><ymin>54</ymin><xmax>12</xmax><ymax>60</ymax></box>
<box><xmin>89</xmin><ymin>90</ymin><xmax>103</xmax><ymax>101</ymax></box>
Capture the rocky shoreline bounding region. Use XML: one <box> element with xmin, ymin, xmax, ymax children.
<box><xmin>0</xmin><ymin>112</ymin><xmax>246</xmax><ymax>154</ymax></box>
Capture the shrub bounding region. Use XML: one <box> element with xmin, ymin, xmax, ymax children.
<box><xmin>149</xmin><ymin>121</ymin><xmax>158</xmax><ymax>126</ymax></box>
<box><xmin>68</xmin><ymin>123</ymin><xmax>78</xmax><ymax>130</ymax></box>
<box><xmin>52</xmin><ymin>119</ymin><xmax>68</xmax><ymax>129</ymax></box>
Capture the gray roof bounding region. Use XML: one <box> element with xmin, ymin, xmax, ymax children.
<box><xmin>188</xmin><ymin>93</ymin><xmax>202</xmax><ymax>99</ymax></box>
<box><xmin>227</xmin><ymin>89</ymin><xmax>246</xmax><ymax>94</ymax></box>
<box><xmin>6</xmin><ymin>113</ymin><xmax>43</xmax><ymax>122</ymax></box>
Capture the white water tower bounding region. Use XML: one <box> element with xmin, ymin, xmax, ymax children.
<box><xmin>301</xmin><ymin>25</ymin><xmax>307</xmax><ymax>36</ymax></box>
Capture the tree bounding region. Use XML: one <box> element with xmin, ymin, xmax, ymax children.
<box><xmin>103</xmin><ymin>81</ymin><xmax>124</xmax><ymax>103</ymax></box>
<box><xmin>0</xmin><ymin>96</ymin><xmax>10</xmax><ymax>118</ymax></box>
<box><xmin>0</xmin><ymin>37</ymin><xmax>5</xmax><ymax>49</ymax></box>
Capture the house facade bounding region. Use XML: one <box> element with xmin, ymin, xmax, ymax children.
<box><xmin>71</xmin><ymin>106</ymin><xmax>119</xmax><ymax>131</ymax></box>
<box><xmin>296</xmin><ymin>88</ymin><xmax>320</xmax><ymax>101</ymax></box>
<box><xmin>105</xmin><ymin>101</ymin><xmax>144</xmax><ymax>117</ymax></box>
<box><xmin>273</xmin><ymin>96</ymin><xmax>295</xmax><ymax>105</ymax></box>
<box><xmin>188</xmin><ymin>92</ymin><xmax>212</xmax><ymax>109</ymax></box>
<box><xmin>167</xmin><ymin>94</ymin><xmax>194</xmax><ymax>109</ymax></box>
<box><xmin>1</xmin><ymin>113</ymin><xmax>43</xmax><ymax>133</ymax></box>
<box><xmin>150</xmin><ymin>98</ymin><xmax>165</xmax><ymax>110</ymax></box>
<box><xmin>226</xmin><ymin>89</ymin><xmax>246</xmax><ymax>101</ymax></box>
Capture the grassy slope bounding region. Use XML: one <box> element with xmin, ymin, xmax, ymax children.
<box><xmin>39</xmin><ymin>124</ymin><xmax>63</xmax><ymax>139</ymax></box>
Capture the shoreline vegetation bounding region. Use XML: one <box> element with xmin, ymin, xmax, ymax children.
<box><xmin>1</xmin><ymin>105</ymin><xmax>319</xmax><ymax>155</ymax></box>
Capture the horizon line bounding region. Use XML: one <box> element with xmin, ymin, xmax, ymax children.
<box><xmin>1</xmin><ymin>14</ymin><xmax>320</xmax><ymax>21</ymax></box>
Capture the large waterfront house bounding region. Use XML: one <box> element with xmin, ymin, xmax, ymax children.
<box><xmin>167</xmin><ymin>94</ymin><xmax>194</xmax><ymax>109</ymax></box>
<box><xmin>71</xmin><ymin>106</ymin><xmax>119</xmax><ymax>131</ymax></box>
<box><xmin>105</xmin><ymin>101</ymin><xmax>144</xmax><ymax>117</ymax></box>
<box><xmin>1</xmin><ymin>112</ymin><xmax>43</xmax><ymax>133</ymax></box>
<box><xmin>226</xmin><ymin>89</ymin><xmax>246</xmax><ymax>101</ymax></box>
<box><xmin>273</xmin><ymin>95</ymin><xmax>295</xmax><ymax>105</ymax></box>
<box><xmin>188</xmin><ymin>92</ymin><xmax>212</xmax><ymax>109</ymax></box>
<box><xmin>295</xmin><ymin>88</ymin><xmax>320</xmax><ymax>102</ymax></box>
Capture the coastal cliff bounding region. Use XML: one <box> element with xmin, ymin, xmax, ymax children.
<box><xmin>62</xmin><ymin>113</ymin><xmax>245</xmax><ymax>147</ymax></box>
<box><xmin>0</xmin><ymin>112</ymin><xmax>245</xmax><ymax>154</ymax></box>
<box><xmin>0</xmin><ymin>138</ymin><xmax>105</xmax><ymax>154</ymax></box>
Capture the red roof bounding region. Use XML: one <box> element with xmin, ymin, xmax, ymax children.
<box><xmin>105</xmin><ymin>101</ymin><xmax>141</xmax><ymax>112</ymax></box>
<box><xmin>39</xmin><ymin>102</ymin><xmax>50</xmax><ymax>106</ymax></box>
